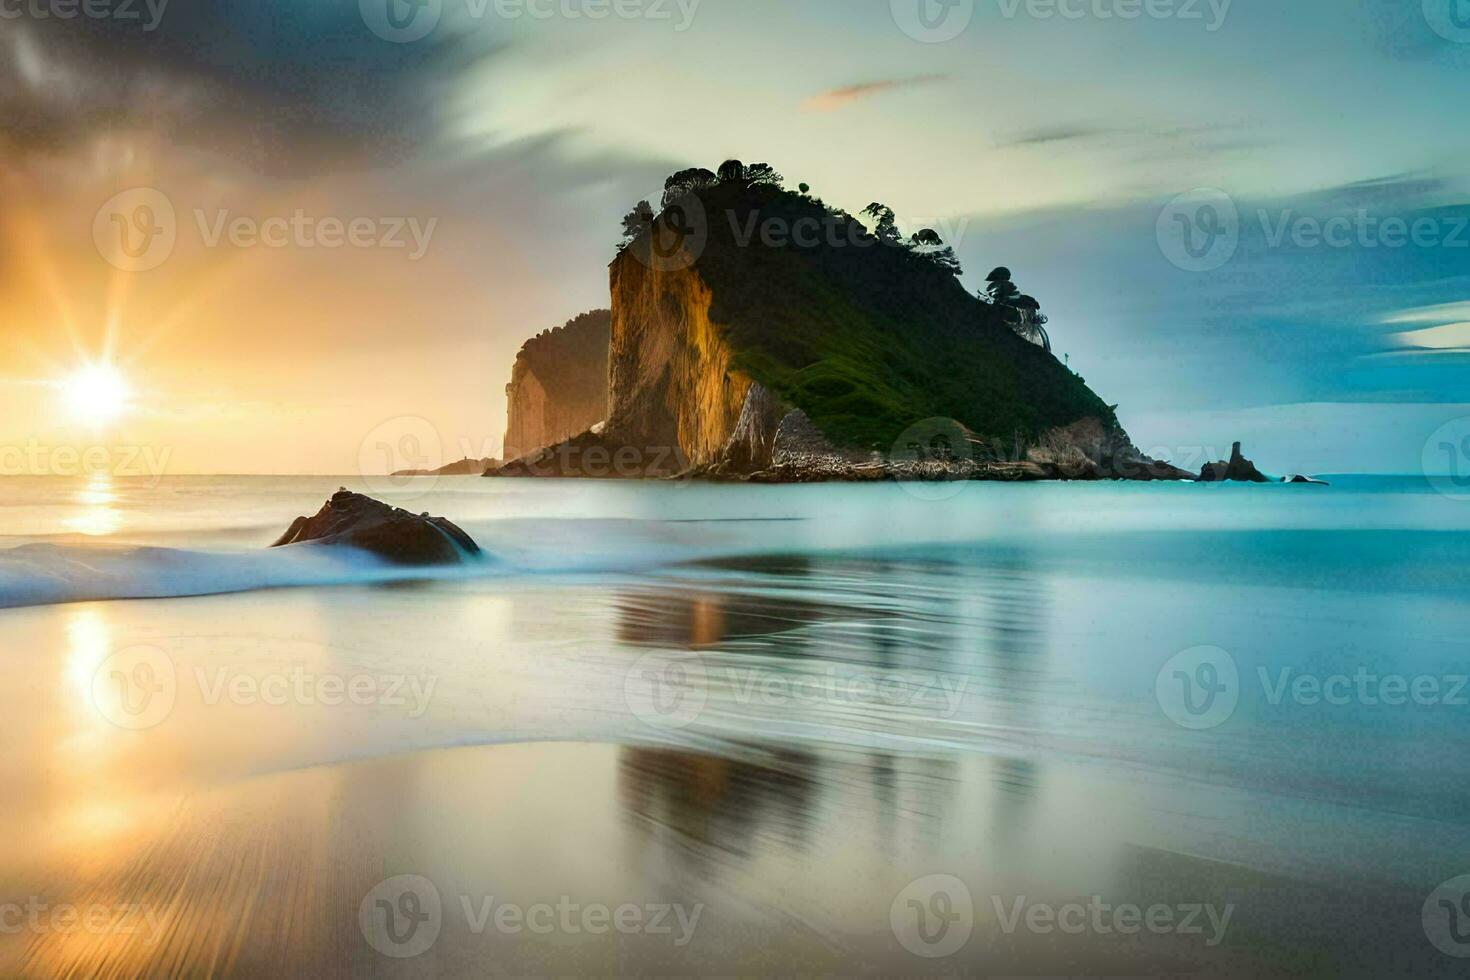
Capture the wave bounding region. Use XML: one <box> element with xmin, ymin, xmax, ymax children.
<box><xmin>0</xmin><ymin>515</ymin><xmax>786</xmax><ymax>610</ymax></box>
<box><xmin>0</xmin><ymin>541</ymin><xmax>498</xmax><ymax>610</ymax></box>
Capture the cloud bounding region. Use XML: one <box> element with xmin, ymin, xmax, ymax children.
<box><xmin>995</xmin><ymin>126</ymin><xmax>1116</xmax><ymax>148</ymax></box>
<box><xmin>800</xmin><ymin>74</ymin><xmax>946</xmax><ymax>113</ymax></box>
<box><xmin>0</xmin><ymin>1</ymin><xmax>500</xmax><ymax>175</ymax></box>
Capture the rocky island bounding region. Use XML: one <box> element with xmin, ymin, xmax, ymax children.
<box><xmin>486</xmin><ymin>161</ymin><xmax>1305</xmax><ymax>486</ymax></box>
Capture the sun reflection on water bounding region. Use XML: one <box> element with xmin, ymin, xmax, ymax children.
<box><xmin>64</xmin><ymin>472</ymin><xmax>122</xmax><ymax>536</ymax></box>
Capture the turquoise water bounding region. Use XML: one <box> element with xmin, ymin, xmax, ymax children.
<box><xmin>0</xmin><ymin>474</ymin><xmax>1467</xmax><ymax>975</ymax></box>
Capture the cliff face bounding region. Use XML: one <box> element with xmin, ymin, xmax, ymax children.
<box><xmin>605</xmin><ymin>258</ymin><xmax>759</xmax><ymax>468</ymax></box>
<box><xmin>503</xmin><ymin>310</ymin><xmax>611</xmax><ymax>461</ymax></box>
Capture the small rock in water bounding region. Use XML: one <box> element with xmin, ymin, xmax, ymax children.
<box><xmin>271</xmin><ymin>490</ymin><xmax>480</xmax><ymax>565</ymax></box>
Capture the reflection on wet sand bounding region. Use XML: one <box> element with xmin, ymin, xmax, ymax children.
<box><xmin>6</xmin><ymin>542</ymin><xmax>1467</xmax><ymax>975</ymax></box>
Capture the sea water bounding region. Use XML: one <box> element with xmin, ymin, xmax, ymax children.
<box><xmin>0</xmin><ymin>474</ymin><xmax>1467</xmax><ymax>975</ymax></box>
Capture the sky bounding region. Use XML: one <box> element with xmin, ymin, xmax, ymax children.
<box><xmin>2</xmin><ymin>0</ymin><xmax>1469</xmax><ymax>474</ymax></box>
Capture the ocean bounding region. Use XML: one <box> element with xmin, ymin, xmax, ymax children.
<box><xmin>1</xmin><ymin>473</ymin><xmax>1468</xmax><ymax>975</ymax></box>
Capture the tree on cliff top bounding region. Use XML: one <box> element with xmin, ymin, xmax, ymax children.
<box><xmin>619</xmin><ymin>200</ymin><xmax>655</xmax><ymax>249</ymax></box>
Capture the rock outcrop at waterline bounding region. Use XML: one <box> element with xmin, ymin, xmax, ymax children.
<box><xmin>1198</xmin><ymin>442</ymin><xmax>1271</xmax><ymax>483</ymax></box>
<box><xmin>393</xmin><ymin>457</ymin><xmax>499</xmax><ymax>477</ymax></box>
<box><xmin>502</xmin><ymin>310</ymin><xmax>611</xmax><ymax>463</ymax></box>
<box><xmin>271</xmin><ymin>490</ymin><xmax>480</xmax><ymax>565</ymax></box>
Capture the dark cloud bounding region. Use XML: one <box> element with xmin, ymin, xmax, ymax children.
<box><xmin>0</xmin><ymin>0</ymin><xmax>499</xmax><ymax>174</ymax></box>
<box><xmin>800</xmin><ymin>74</ymin><xmax>946</xmax><ymax>112</ymax></box>
<box><xmin>996</xmin><ymin>125</ymin><xmax>1115</xmax><ymax>147</ymax></box>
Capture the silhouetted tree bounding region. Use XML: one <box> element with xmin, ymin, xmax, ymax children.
<box><xmin>662</xmin><ymin>168</ymin><xmax>716</xmax><ymax>209</ymax></box>
<box><xmin>862</xmin><ymin>202</ymin><xmax>901</xmax><ymax>245</ymax></box>
<box><xmin>926</xmin><ymin>247</ymin><xmax>964</xmax><ymax>275</ymax></box>
<box><xmin>744</xmin><ymin>162</ymin><xmax>784</xmax><ymax>186</ymax></box>
<box><xmin>1011</xmin><ymin>295</ymin><xmax>1051</xmax><ymax>351</ymax></box>
<box><xmin>619</xmin><ymin>200</ymin><xmax>655</xmax><ymax>247</ymax></box>
<box><xmin>984</xmin><ymin>267</ymin><xmax>1020</xmax><ymax>306</ymax></box>
<box><xmin>717</xmin><ymin>159</ymin><xmax>746</xmax><ymax>183</ymax></box>
<box><xmin>910</xmin><ymin>228</ymin><xmax>944</xmax><ymax>248</ymax></box>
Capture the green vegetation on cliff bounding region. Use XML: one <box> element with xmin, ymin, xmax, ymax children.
<box><xmin>623</xmin><ymin>164</ymin><xmax>1118</xmax><ymax>453</ymax></box>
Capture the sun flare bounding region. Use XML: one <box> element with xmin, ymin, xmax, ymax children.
<box><xmin>61</xmin><ymin>363</ymin><xmax>132</xmax><ymax>426</ymax></box>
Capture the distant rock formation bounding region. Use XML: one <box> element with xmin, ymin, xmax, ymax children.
<box><xmin>503</xmin><ymin>310</ymin><xmax>611</xmax><ymax>462</ymax></box>
<box><xmin>392</xmin><ymin>457</ymin><xmax>498</xmax><ymax>477</ymax></box>
<box><xmin>1199</xmin><ymin>442</ymin><xmax>1271</xmax><ymax>483</ymax></box>
<box><xmin>271</xmin><ymin>489</ymin><xmax>480</xmax><ymax>565</ymax></box>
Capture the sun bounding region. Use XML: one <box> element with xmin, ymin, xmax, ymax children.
<box><xmin>61</xmin><ymin>363</ymin><xmax>132</xmax><ymax>426</ymax></box>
